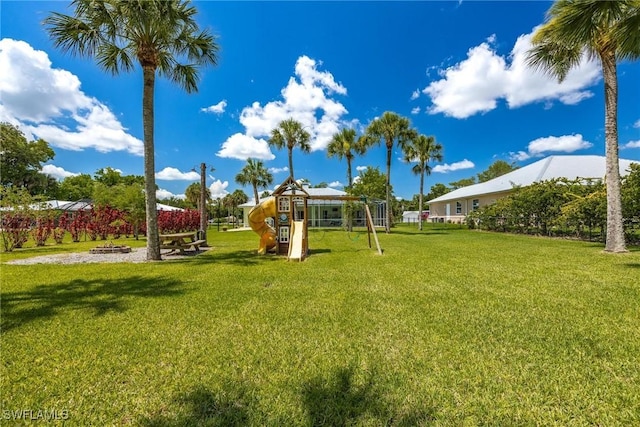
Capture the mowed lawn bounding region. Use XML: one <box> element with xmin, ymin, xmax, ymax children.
<box><xmin>1</xmin><ymin>225</ymin><xmax>639</xmax><ymax>425</ymax></box>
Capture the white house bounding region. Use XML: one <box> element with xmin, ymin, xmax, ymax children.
<box><xmin>426</xmin><ymin>155</ymin><xmax>638</xmax><ymax>223</ymax></box>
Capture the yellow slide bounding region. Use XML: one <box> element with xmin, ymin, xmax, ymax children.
<box><xmin>248</xmin><ymin>197</ymin><xmax>277</xmax><ymax>255</ymax></box>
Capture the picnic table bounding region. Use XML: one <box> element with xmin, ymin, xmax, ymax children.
<box><xmin>159</xmin><ymin>232</ymin><xmax>206</xmax><ymax>254</ymax></box>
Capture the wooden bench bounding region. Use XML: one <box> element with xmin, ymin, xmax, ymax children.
<box><xmin>187</xmin><ymin>239</ymin><xmax>207</xmax><ymax>251</ymax></box>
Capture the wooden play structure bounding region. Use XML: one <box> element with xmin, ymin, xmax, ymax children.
<box><xmin>248</xmin><ymin>177</ymin><xmax>382</xmax><ymax>261</ymax></box>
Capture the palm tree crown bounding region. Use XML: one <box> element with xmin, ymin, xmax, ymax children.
<box><xmin>403</xmin><ymin>134</ymin><xmax>443</xmax><ymax>231</ymax></box>
<box><xmin>268</xmin><ymin>118</ymin><xmax>311</xmax><ymax>181</ymax></box>
<box><xmin>327</xmin><ymin>128</ymin><xmax>367</xmax><ymax>190</ymax></box>
<box><xmin>527</xmin><ymin>0</ymin><xmax>639</xmax><ymax>252</ymax></box>
<box><xmin>235</xmin><ymin>158</ymin><xmax>274</xmax><ymax>204</ymax></box>
<box><xmin>45</xmin><ymin>0</ymin><xmax>219</xmax><ymax>260</ymax></box>
<box><xmin>364</xmin><ymin>111</ymin><xmax>416</xmax><ymax>233</ymax></box>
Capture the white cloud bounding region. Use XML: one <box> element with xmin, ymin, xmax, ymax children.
<box><xmin>422</xmin><ymin>30</ymin><xmax>600</xmax><ymax>119</ymax></box>
<box><xmin>156</xmin><ymin>167</ymin><xmax>200</xmax><ymax>181</ymax></box>
<box><xmin>634</xmin><ymin>119</ymin><xmax>640</xmax><ymax>128</ymax></box>
<box><xmin>356</xmin><ymin>165</ymin><xmax>368</xmax><ymax>172</ymax></box>
<box><xmin>623</xmin><ymin>140</ymin><xmax>640</xmax><ymax>149</ymax></box>
<box><xmin>433</xmin><ymin>159</ymin><xmax>475</xmax><ymax>173</ymax></box>
<box><xmin>268</xmin><ymin>166</ymin><xmax>289</xmax><ymax>174</ymax></box>
<box><xmin>201</xmin><ymin>100</ymin><xmax>227</xmax><ymax>114</ymax></box>
<box><xmin>410</xmin><ymin>89</ymin><xmax>420</xmax><ymax>100</ymax></box>
<box><xmin>508</xmin><ymin>151</ymin><xmax>531</xmax><ymax>162</ymax></box>
<box><xmin>218</xmin><ymin>55</ymin><xmax>349</xmax><ymax>160</ymax></box>
<box><xmin>156</xmin><ymin>188</ymin><xmax>177</xmax><ymax>199</ymax></box>
<box><xmin>0</xmin><ymin>38</ymin><xmax>144</xmax><ymax>155</ymax></box>
<box><xmin>411</xmin><ymin>107</ymin><xmax>421</xmax><ymax>115</ymax></box>
<box><xmin>509</xmin><ymin>134</ymin><xmax>593</xmax><ymax>161</ymax></box>
<box><xmin>527</xmin><ymin>134</ymin><xmax>592</xmax><ymax>155</ymax></box>
<box><xmin>41</xmin><ymin>164</ymin><xmax>78</xmax><ymax>180</ymax></box>
<box><xmin>216</xmin><ymin>133</ymin><xmax>275</xmax><ymax>161</ymax></box>
<box><xmin>328</xmin><ymin>181</ymin><xmax>342</xmax><ymax>188</ymax></box>
<box><xmin>209</xmin><ymin>180</ymin><xmax>229</xmax><ymax>199</ymax></box>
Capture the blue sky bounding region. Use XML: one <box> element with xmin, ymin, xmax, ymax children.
<box><xmin>1</xmin><ymin>1</ymin><xmax>639</xmax><ymax>201</ymax></box>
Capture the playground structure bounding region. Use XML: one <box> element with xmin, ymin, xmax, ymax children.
<box><xmin>247</xmin><ymin>177</ymin><xmax>382</xmax><ymax>261</ymax></box>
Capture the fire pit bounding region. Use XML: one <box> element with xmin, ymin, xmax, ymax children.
<box><xmin>89</xmin><ymin>243</ymin><xmax>132</xmax><ymax>254</ymax></box>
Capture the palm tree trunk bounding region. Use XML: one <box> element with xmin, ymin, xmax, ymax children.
<box><xmin>346</xmin><ymin>158</ymin><xmax>353</xmax><ymax>232</ymax></box>
<box><xmin>142</xmin><ymin>67</ymin><xmax>161</xmax><ymax>260</ymax></box>
<box><xmin>253</xmin><ymin>184</ymin><xmax>260</xmax><ymax>205</ymax></box>
<box><xmin>199</xmin><ymin>162</ymin><xmax>208</xmax><ymax>246</ymax></box>
<box><xmin>419</xmin><ymin>169</ymin><xmax>424</xmax><ymax>231</ymax></box>
<box><xmin>385</xmin><ymin>143</ymin><xmax>392</xmax><ymax>233</ymax></box>
<box><xmin>601</xmin><ymin>49</ymin><xmax>627</xmax><ymax>253</ymax></box>
<box><xmin>288</xmin><ymin>148</ymin><xmax>295</xmax><ymax>181</ymax></box>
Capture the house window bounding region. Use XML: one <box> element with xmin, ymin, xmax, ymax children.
<box><xmin>278</xmin><ymin>197</ymin><xmax>290</xmax><ymax>212</ymax></box>
<box><xmin>279</xmin><ymin>226</ymin><xmax>289</xmax><ymax>243</ymax></box>
<box><xmin>456</xmin><ymin>202</ymin><xmax>462</xmax><ymax>214</ymax></box>
<box><xmin>472</xmin><ymin>199</ymin><xmax>480</xmax><ymax>211</ymax></box>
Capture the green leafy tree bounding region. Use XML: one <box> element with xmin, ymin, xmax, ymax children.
<box><xmin>622</xmin><ymin>163</ymin><xmax>640</xmax><ymax>221</ymax></box>
<box><xmin>350</xmin><ymin>166</ymin><xmax>388</xmax><ymax>201</ymax></box>
<box><xmin>477</xmin><ymin>160</ymin><xmax>518</xmax><ymax>183</ymax></box>
<box><xmin>449</xmin><ymin>177</ymin><xmax>477</xmax><ymax>189</ymax></box>
<box><xmin>527</xmin><ymin>0</ymin><xmax>640</xmax><ymax>252</ymax></box>
<box><xmin>235</xmin><ymin>158</ymin><xmax>274</xmax><ymax>204</ymax></box>
<box><xmin>58</xmin><ymin>174</ymin><xmax>94</xmax><ymax>201</ymax></box>
<box><xmin>0</xmin><ymin>122</ymin><xmax>55</xmax><ymax>195</ymax></box>
<box><xmin>327</xmin><ymin>128</ymin><xmax>367</xmax><ymax>190</ymax></box>
<box><xmin>268</xmin><ymin>118</ymin><xmax>311</xmax><ymax>181</ymax></box>
<box><xmin>364</xmin><ymin>111</ymin><xmax>416</xmax><ymax>233</ymax></box>
<box><xmin>45</xmin><ymin>0</ymin><xmax>220</xmax><ymax>260</ymax></box>
<box><xmin>425</xmin><ymin>183</ymin><xmax>451</xmax><ymax>202</ymax></box>
<box><xmin>95</xmin><ymin>167</ymin><xmax>124</xmax><ymax>187</ymax></box>
<box><xmin>403</xmin><ymin>134</ymin><xmax>443</xmax><ymax>230</ymax></box>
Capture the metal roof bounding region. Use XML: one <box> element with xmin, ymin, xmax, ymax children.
<box><xmin>427</xmin><ymin>155</ymin><xmax>638</xmax><ymax>204</ymax></box>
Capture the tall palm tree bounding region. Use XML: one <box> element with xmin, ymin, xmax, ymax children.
<box><xmin>365</xmin><ymin>111</ymin><xmax>416</xmax><ymax>233</ymax></box>
<box><xmin>235</xmin><ymin>158</ymin><xmax>274</xmax><ymax>204</ymax></box>
<box><xmin>268</xmin><ymin>118</ymin><xmax>311</xmax><ymax>181</ymax></box>
<box><xmin>526</xmin><ymin>0</ymin><xmax>639</xmax><ymax>253</ymax></box>
<box><xmin>402</xmin><ymin>134</ymin><xmax>443</xmax><ymax>231</ymax></box>
<box><xmin>45</xmin><ymin>0</ymin><xmax>219</xmax><ymax>260</ymax></box>
<box><xmin>327</xmin><ymin>128</ymin><xmax>367</xmax><ymax>190</ymax></box>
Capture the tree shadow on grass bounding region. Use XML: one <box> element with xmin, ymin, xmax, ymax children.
<box><xmin>301</xmin><ymin>366</ymin><xmax>437</xmax><ymax>426</ymax></box>
<box><xmin>141</xmin><ymin>383</ymin><xmax>254</xmax><ymax>427</ymax></box>
<box><xmin>170</xmin><ymin>249</ymin><xmax>282</xmax><ymax>267</ymax></box>
<box><xmin>1</xmin><ymin>276</ymin><xmax>187</xmax><ymax>333</ymax></box>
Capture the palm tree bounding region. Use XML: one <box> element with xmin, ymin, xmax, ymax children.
<box><xmin>45</xmin><ymin>0</ymin><xmax>219</xmax><ymax>260</ymax></box>
<box><xmin>327</xmin><ymin>128</ymin><xmax>367</xmax><ymax>190</ymax></box>
<box><xmin>402</xmin><ymin>134</ymin><xmax>443</xmax><ymax>231</ymax></box>
<box><xmin>230</xmin><ymin>189</ymin><xmax>248</xmax><ymax>228</ymax></box>
<box><xmin>268</xmin><ymin>118</ymin><xmax>311</xmax><ymax>181</ymax></box>
<box><xmin>184</xmin><ymin>182</ymin><xmax>211</xmax><ymax>210</ymax></box>
<box><xmin>526</xmin><ymin>0</ymin><xmax>639</xmax><ymax>253</ymax></box>
<box><xmin>235</xmin><ymin>158</ymin><xmax>274</xmax><ymax>204</ymax></box>
<box><xmin>364</xmin><ymin>111</ymin><xmax>416</xmax><ymax>233</ymax></box>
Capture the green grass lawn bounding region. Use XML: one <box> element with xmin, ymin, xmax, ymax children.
<box><xmin>1</xmin><ymin>225</ymin><xmax>639</xmax><ymax>425</ymax></box>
